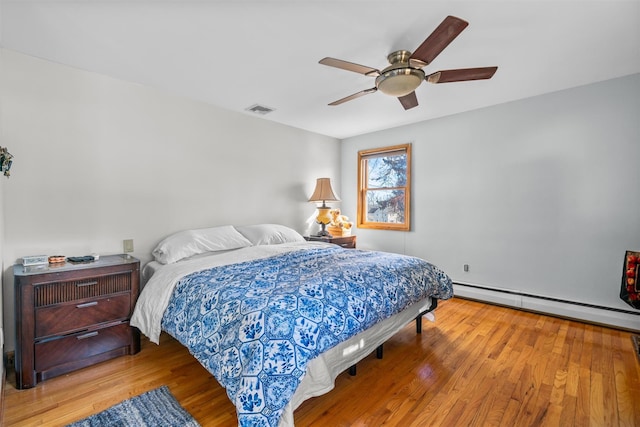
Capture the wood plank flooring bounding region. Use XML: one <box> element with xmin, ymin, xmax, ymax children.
<box><xmin>2</xmin><ymin>298</ymin><xmax>639</xmax><ymax>426</ymax></box>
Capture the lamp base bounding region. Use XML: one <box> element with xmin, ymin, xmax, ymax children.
<box><xmin>314</xmin><ymin>222</ymin><xmax>333</xmax><ymax>238</ymax></box>
<box><xmin>311</xmin><ymin>231</ymin><xmax>333</xmax><ymax>238</ymax></box>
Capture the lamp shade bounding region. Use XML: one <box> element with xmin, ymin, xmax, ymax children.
<box><xmin>308</xmin><ymin>178</ymin><xmax>340</xmax><ymax>203</ymax></box>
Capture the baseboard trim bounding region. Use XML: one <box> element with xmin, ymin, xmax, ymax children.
<box><xmin>453</xmin><ymin>281</ymin><xmax>640</xmax><ymax>332</ymax></box>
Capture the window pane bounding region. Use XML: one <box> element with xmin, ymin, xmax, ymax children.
<box><xmin>366</xmin><ymin>189</ymin><xmax>406</xmax><ymax>223</ymax></box>
<box><xmin>367</xmin><ymin>153</ymin><xmax>407</xmax><ymax>188</ymax></box>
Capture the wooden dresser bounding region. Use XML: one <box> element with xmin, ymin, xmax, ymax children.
<box><xmin>14</xmin><ymin>254</ymin><xmax>140</xmax><ymax>389</ymax></box>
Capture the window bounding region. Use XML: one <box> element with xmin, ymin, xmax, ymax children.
<box><xmin>357</xmin><ymin>143</ymin><xmax>411</xmax><ymax>231</ymax></box>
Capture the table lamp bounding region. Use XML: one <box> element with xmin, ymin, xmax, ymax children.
<box><xmin>308</xmin><ymin>177</ymin><xmax>340</xmax><ymax>237</ymax></box>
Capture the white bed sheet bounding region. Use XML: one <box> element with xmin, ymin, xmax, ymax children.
<box><xmin>132</xmin><ymin>242</ymin><xmax>434</xmax><ymax>426</ymax></box>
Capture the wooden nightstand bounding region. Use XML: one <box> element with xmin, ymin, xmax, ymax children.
<box><xmin>14</xmin><ymin>254</ymin><xmax>140</xmax><ymax>389</ymax></box>
<box><xmin>305</xmin><ymin>235</ymin><xmax>356</xmax><ymax>249</ymax></box>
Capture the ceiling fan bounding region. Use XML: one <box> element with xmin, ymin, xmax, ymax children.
<box><xmin>319</xmin><ymin>16</ymin><xmax>498</xmax><ymax>110</ymax></box>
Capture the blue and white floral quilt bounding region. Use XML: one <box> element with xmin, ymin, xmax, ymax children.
<box><xmin>161</xmin><ymin>245</ymin><xmax>453</xmax><ymax>427</ymax></box>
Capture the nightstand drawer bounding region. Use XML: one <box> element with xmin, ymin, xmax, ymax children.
<box><xmin>34</xmin><ymin>272</ymin><xmax>133</xmax><ymax>306</ymax></box>
<box><xmin>36</xmin><ymin>293</ymin><xmax>131</xmax><ymax>338</ymax></box>
<box><xmin>34</xmin><ymin>323</ymin><xmax>131</xmax><ymax>372</ymax></box>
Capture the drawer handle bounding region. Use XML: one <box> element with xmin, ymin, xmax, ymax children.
<box><xmin>76</xmin><ymin>281</ymin><xmax>98</xmax><ymax>287</ymax></box>
<box><xmin>76</xmin><ymin>301</ymin><xmax>98</xmax><ymax>308</ymax></box>
<box><xmin>77</xmin><ymin>331</ymin><xmax>99</xmax><ymax>340</ymax></box>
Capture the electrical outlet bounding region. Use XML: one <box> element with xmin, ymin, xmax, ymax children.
<box><xmin>464</xmin><ymin>264</ymin><xmax>469</xmax><ymax>272</ymax></box>
<box><xmin>123</xmin><ymin>239</ymin><xmax>134</xmax><ymax>253</ymax></box>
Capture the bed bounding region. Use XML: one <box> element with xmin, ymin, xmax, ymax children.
<box><xmin>131</xmin><ymin>224</ymin><xmax>453</xmax><ymax>427</ymax></box>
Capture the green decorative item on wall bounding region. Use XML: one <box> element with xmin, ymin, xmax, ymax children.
<box><xmin>0</xmin><ymin>146</ymin><xmax>13</xmax><ymax>177</ymax></box>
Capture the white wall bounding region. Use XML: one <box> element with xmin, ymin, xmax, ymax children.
<box><xmin>0</xmin><ymin>164</ymin><xmax>4</xmax><ymax>392</ymax></box>
<box><xmin>342</xmin><ymin>74</ymin><xmax>640</xmax><ymax>330</ymax></box>
<box><xmin>0</xmin><ymin>49</ymin><xmax>341</xmax><ymax>351</ymax></box>
<box><xmin>0</xmin><ymin>1</ymin><xmax>5</xmax><ymax>391</ymax></box>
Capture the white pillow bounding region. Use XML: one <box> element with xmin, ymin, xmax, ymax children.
<box><xmin>234</xmin><ymin>224</ymin><xmax>305</xmax><ymax>246</ymax></box>
<box><xmin>152</xmin><ymin>225</ymin><xmax>253</xmax><ymax>264</ymax></box>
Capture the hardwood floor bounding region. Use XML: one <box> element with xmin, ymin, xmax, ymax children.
<box><xmin>3</xmin><ymin>298</ymin><xmax>639</xmax><ymax>426</ymax></box>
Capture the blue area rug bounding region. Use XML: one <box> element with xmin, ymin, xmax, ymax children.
<box><xmin>66</xmin><ymin>385</ymin><xmax>201</xmax><ymax>427</ymax></box>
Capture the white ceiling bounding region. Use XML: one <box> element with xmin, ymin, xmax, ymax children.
<box><xmin>1</xmin><ymin>1</ymin><xmax>639</xmax><ymax>139</ymax></box>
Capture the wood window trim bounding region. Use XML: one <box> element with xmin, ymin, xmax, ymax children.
<box><xmin>357</xmin><ymin>143</ymin><xmax>411</xmax><ymax>231</ymax></box>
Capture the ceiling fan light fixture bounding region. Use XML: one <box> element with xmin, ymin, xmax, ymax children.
<box><xmin>375</xmin><ymin>68</ymin><xmax>425</xmax><ymax>97</ymax></box>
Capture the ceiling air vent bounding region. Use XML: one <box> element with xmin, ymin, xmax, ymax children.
<box><xmin>245</xmin><ymin>104</ymin><xmax>275</xmax><ymax>115</ymax></box>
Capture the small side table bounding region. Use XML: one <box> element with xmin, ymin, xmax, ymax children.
<box><xmin>14</xmin><ymin>254</ymin><xmax>140</xmax><ymax>389</ymax></box>
<box><xmin>305</xmin><ymin>235</ymin><xmax>356</xmax><ymax>249</ymax></box>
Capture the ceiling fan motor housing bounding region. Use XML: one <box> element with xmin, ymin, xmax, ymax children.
<box><xmin>375</xmin><ymin>50</ymin><xmax>425</xmax><ymax>97</ymax></box>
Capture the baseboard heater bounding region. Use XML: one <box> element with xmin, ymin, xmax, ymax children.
<box><xmin>453</xmin><ymin>281</ymin><xmax>640</xmax><ymax>332</ymax></box>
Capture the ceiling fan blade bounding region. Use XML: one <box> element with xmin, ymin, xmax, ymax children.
<box><xmin>329</xmin><ymin>88</ymin><xmax>377</xmax><ymax>106</ymax></box>
<box><xmin>409</xmin><ymin>16</ymin><xmax>469</xmax><ymax>67</ymax></box>
<box><xmin>319</xmin><ymin>57</ymin><xmax>381</xmax><ymax>77</ymax></box>
<box><xmin>426</xmin><ymin>67</ymin><xmax>498</xmax><ymax>83</ymax></box>
<box><xmin>398</xmin><ymin>92</ymin><xmax>419</xmax><ymax>110</ymax></box>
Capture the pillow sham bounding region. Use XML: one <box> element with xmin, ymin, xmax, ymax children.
<box><xmin>152</xmin><ymin>225</ymin><xmax>253</xmax><ymax>264</ymax></box>
<box><xmin>234</xmin><ymin>224</ymin><xmax>305</xmax><ymax>246</ymax></box>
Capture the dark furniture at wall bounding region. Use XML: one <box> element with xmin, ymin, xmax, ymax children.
<box><xmin>305</xmin><ymin>234</ymin><xmax>356</xmax><ymax>249</ymax></box>
<box><xmin>14</xmin><ymin>254</ymin><xmax>140</xmax><ymax>389</ymax></box>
